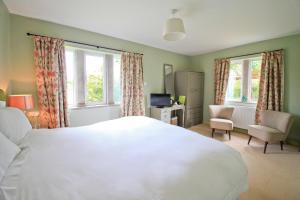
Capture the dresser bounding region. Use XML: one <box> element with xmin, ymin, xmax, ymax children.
<box><xmin>175</xmin><ymin>71</ymin><xmax>204</xmax><ymax>128</ymax></box>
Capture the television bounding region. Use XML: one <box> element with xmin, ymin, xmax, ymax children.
<box><xmin>150</xmin><ymin>93</ymin><xmax>171</xmax><ymax>107</ymax></box>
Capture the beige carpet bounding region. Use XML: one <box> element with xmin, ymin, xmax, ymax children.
<box><xmin>189</xmin><ymin>124</ymin><xmax>300</xmax><ymax>200</ymax></box>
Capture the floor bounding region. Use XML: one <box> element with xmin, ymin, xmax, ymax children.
<box><xmin>189</xmin><ymin>124</ymin><xmax>300</xmax><ymax>200</ymax></box>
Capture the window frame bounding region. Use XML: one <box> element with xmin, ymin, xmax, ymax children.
<box><xmin>248</xmin><ymin>57</ymin><xmax>261</xmax><ymax>103</ymax></box>
<box><xmin>65</xmin><ymin>49</ymin><xmax>76</xmax><ymax>106</ymax></box>
<box><xmin>225</xmin><ymin>55</ymin><xmax>262</xmax><ymax>105</ymax></box>
<box><xmin>84</xmin><ymin>51</ymin><xmax>107</xmax><ymax>106</ymax></box>
<box><xmin>225</xmin><ymin>59</ymin><xmax>243</xmax><ymax>102</ymax></box>
<box><xmin>65</xmin><ymin>45</ymin><xmax>121</xmax><ymax>109</ymax></box>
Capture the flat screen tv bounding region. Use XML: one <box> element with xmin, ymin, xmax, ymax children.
<box><xmin>150</xmin><ymin>93</ymin><xmax>171</xmax><ymax>107</ymax></box>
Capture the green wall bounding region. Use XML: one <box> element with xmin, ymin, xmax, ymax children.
<box><xmin>0</xmin><ymin>0</ymin><xmax>10</xmax><ymax>91</ymax></box>
<box><xmin>9</xmin><ymin>14</ymin><xmax>191</xmax><ymax>114</ymax></box>
<box><xmin>190</xmin><ymin>34</ymin><xmax>300</xmax><ymax>143</ymax></box>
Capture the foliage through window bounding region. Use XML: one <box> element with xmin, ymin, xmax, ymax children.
<box><xmin>226</xmin><ymin>56</ymin><xmax>262</xmax><ymax>104</ymax></box>
<box><xmin>85</xmin><ymin>55</ymin><xmax>104</xmax><ymax>103</ymax></box>
<box><xmin>65</xmin><ymin>46</ymin><xmax>121</xmax><ymax>107</ymax></box>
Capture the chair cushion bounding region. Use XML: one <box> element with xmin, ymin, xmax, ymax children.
<box><xmin>210</xmin><ymin>118</ymin><xmax>233</xmax><ymax>130</ymax></box>
<box><xmin>248</xmin><ymin>125</ymin><xmax>285</xmax><ymax>142</ymax></box>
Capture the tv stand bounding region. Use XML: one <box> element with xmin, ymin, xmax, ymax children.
<box><xmin>150</xmin><ymin>104</ymin><xmax>185</xmax><ymax>127</ymax></box>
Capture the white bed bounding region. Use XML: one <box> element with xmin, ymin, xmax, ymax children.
<box><xmin>0</xmin><ymin>116</ymin><xmax>247</xmax><ymax>200</ymax></box>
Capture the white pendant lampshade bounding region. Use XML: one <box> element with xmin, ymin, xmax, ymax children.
<box><xmin>163</xmin><ymin>9</ymin><xmax>186</xmax><ymax>41</ymax></box>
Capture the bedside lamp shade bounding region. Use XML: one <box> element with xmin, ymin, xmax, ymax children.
<box><xmin>8</xmin><ymin>95</ymin><xmax>34</xmax><ymax>110</ymax></box>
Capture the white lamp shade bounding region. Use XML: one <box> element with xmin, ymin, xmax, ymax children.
<box><xmin>163</xmin><ymin>18</ymin><xmax>186</xmax><ymax>41</ymax></box>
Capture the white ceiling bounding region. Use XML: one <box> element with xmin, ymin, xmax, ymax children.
<box><xmin>4</xmin><ymin>0</ymin><xmax>300</xmax><ymax>56</ymax></box>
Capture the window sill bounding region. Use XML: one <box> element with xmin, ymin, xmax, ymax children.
<box><xmin>69</xmin><ymin>104</ymin><xmax>120</xmax><ymax>110</ymax></box>
<box><xmin>225</xmin><ymin>101</ymin><xmax>257</xmax><ymax>108</ymax></box>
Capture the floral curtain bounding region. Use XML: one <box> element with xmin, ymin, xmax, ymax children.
<box><xmin>214</xmin><ymin>58</ymin><xmax>230</xmax><ymax>105</ymax></box>
<box><xmin>33</xmin><ymin>36</ymin><xmax>70</xmax><ymax>128</ymax></box>
<box><xmin>121</xmin><ymin>52</ymin><xmax>145</xmax><ymax>116</ymax></box>
<box><xmin>255</xmin><ymin>50</ymin><xmax>284</xmax><ymax>124</ymax></box>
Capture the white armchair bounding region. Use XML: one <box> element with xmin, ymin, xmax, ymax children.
<box><xmin>209</xmin><ymin>105</ymin><xmax>235</xmax><ymax>140</ymax></box>
<box><xmin>248</xmin><ymin>110</ymin><xmax>294</xmax><ymax>153</ymax></box>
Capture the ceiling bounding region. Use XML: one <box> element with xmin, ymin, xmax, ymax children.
<box><xmin>4</xmin><ymin>0</ymin><xmax>300</xmax><ymax>56</ymax></box>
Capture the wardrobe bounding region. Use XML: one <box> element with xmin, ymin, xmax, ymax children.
<box><xmin>175</xmin><ymin>71</ymin><xmax>204</xmax><ymax>128</ymax></box>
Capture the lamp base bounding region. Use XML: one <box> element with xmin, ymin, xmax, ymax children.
<box><xmin>26</xmin><ymin>111</ymin><xmax>40</xmax><ymax>129</ymax></box>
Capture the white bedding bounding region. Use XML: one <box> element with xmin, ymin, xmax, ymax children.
<box><xmin>0</xmin><ymin>116</ymin><xmax>247</xmax><ymax>200</ymax></box>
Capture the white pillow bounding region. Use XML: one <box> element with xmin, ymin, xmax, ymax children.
<box><xmin>0</xmin><ymin>108</ymin><xmax>32</xmax><ymax>145</ymax></box>
<box><xmin>0</xmin><ymin>131</ymin><xmax>20</xmax><ymax>182</ymax></box>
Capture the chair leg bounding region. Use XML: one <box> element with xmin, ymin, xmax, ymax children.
<box><xmin>228</xmin><ymin>131</ymin><xmax>231</xmax><ymax>140</ymax></box>
<box><xmin>248</xmin><ymin>136</ymin><xmax>252</xmax><ymax>145</ymax></box>
<box><xmin>212</xmin><ymin>128</ymin><xmax>215</xmax><ymax>138</ymax></box>
<box><xmin>264</xmin><ymin>142</ymin><xmax>268</xmax><ymax>154</ymax></box>
<box><xmin>280</xmin><ymin>141</ymin><xmax>283</xmax><ymax>150</ymax></box>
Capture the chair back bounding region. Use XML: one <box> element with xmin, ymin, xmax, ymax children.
<box><xmin>209</xmin><ymin>105</ymin><xmax>234</xmax><ymax>120</ymax></box>
<box><xmin>260</xmin><ymin>110</ymin><xmax>294</xmax><ymax>135</ymax></box>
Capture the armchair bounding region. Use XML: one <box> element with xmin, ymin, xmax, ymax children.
<box><xmin>209</xmin><ymin>105</ymin><xmax>234</xmax><ymax>140</ymax></box>
<box><xmin>248</xmin><ymin>110</ymin><xmax>294</xmax><ymax>153</ymax></box>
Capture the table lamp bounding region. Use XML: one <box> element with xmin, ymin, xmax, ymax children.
<box><xmin>7</xmin><ymin>94</ymin><xmax>34</xmax><ymax>112</ymax></box>
<box><xmin>7</xmin><ymin>94</ymin><xmax>40</xmax><ymax>128</ymax></box>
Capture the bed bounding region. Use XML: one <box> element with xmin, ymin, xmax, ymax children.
<box><xmin>0</xmin><ymin>108</ymin><xmax>247</xmax><ymax>200</ymax></box>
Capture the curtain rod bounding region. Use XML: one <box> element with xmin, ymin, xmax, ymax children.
<box><xmin>26</xmin><ymin>32</ymin><xmax>144</xmax><ymax>55</ymax></box>
<box><xmin>225</xmin><ymin>48</ymin><xmax>283</xmax><ymax>60</ymax></box>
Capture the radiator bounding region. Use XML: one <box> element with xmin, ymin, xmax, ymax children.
<box><xmin>231</xmin><ymin>105</ymin><xmax>256</xmax><ymax>129</ymax></box>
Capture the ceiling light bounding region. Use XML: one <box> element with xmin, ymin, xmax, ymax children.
<box><xmin>163</xmin><ymin>9</ymin><xmax>186</xmax><ymax>41</ymax></box>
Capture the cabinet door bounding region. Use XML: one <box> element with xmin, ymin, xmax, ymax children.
<box><xmin>175</xmin><ymin>72</ymin><xmax>188</xmax><ymax>97</ymax></box>
<box><xmin>188</xmin><ymin>72</ymin><xmax>203</xmax><ymax>90</ymax></box>
<box><xmin>186</xmin><ymin>73</ymin><xmax>204</xmax><ymax>108</ymax></box>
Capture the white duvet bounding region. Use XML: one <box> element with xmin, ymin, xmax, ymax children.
<box><xmin>0</xmin><ymin>116</ymin><xmax>247</xmax><ymax>200</ymax></box>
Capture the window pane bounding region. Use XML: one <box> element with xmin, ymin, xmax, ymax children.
<box><xmin>250</xmin><ymin>59</ymin><xmax>262</xmax><ymax>103</ymax></box>
<box><xmin>85</xmin><ymin>55</ymin><xmax>104</xmax><ymax>104</ymax></box>
<box><xmin>66</xmin><ymin>50</ymin><xmax>75</xmax><ymax>106</ymax></box>
<box><xmin>113</xmin><ymin>55</ymin><xmax>121</xmax><ymax>104</ymax></box>
<box><xmin>226</xmin><ymin>61</ymin><xmax>242</xmax><ymax>101</ymax></box>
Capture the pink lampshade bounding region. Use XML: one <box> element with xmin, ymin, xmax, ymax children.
<box><xmin>7</xmin><ymin>95</ymin><xmax>34</xmax><ymax>110</ymax></box>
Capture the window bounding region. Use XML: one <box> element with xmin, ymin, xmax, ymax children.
<box><xmin>226</xmin><ymin>60</ymin><xmax>243</xmax><ymax>102</ymax></box>
<box><xmin>66</xmin><ymin>50</ymin><xmax>75</xmax><ymax>106</ymax></box>
<box><xmin>85</xmin><ymin>54</ymin><xmax>105</xmax><ymax>104</ymax></box>
<box><xmin>65</xmin><ymin>46</ymin><xmax>121</xmax><ymax>107</ymax></box>
<box><xmin>249</xmin><ymin>59</ymin><xmax>261</xmax><ymax>102</ymax></box>
<box><xmin>113</xmin><ymin>55</ymin><xmax>121</xmax><ymax>104</ymax></box>
<box><xmin>226</xmin><ymin>56</ymin><xmax>262</xmax><ymax>104</ymax></box>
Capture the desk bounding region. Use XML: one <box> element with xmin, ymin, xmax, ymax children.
<box><xmin>150</xmin><ymin>104</ymin><xmax>185</xmax><ymax>127</ymax></box>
